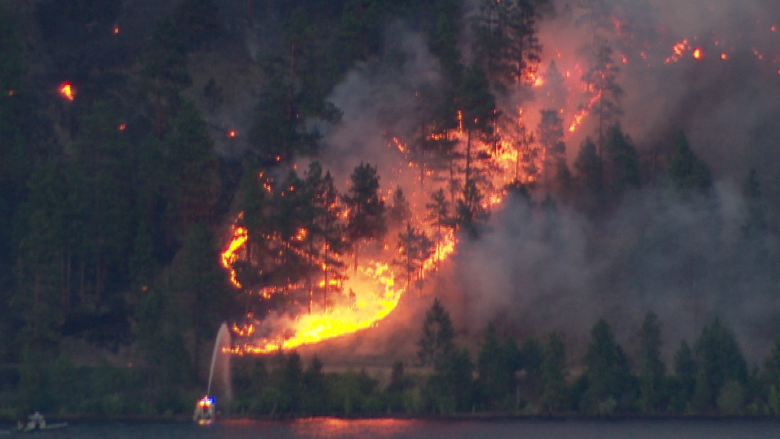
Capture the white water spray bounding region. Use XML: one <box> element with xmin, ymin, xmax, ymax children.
<box><xmin>207</xmin><ymin>322</ymin><xmax>232</xmax><ymax>403</ymax></box>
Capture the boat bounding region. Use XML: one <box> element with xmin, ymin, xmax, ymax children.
<box><xmin>17</xmin><ymin>412</ymin><xmax>67</xmax><ymax>433</ymax></box>
<box><xmin>193</xmin><ymin>395</ymin><xmax>215</xmax><ymax>425</ymax></box>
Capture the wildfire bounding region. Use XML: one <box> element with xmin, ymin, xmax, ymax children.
<box><xmin>229</xmin><ymin>260</ymin><xmax>405</xmax><ymax>354</ymax></box>
<box><xmin>568</xmin><ymin>92</ymin><xmax>601</xmax><ymax>134</ymax></box>
<box><xmin>58</xmin><ymin>82</ymin><xmax>75</xmax><ymax>101</ymax></box>
<box><xmin>221</xmin><ymin>225</ymin><xmax>248</xmax><ymax>288</ymax></box>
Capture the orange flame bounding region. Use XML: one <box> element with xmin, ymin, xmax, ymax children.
<box><xmin>59</xmin><ymin>82</ymin><xmax>75</xmax><ymax>101</ymax></box>
<box><xmin>221</xmin><ymin>225</ymin><xmax>248</xmax><ymax>288</ymax></box>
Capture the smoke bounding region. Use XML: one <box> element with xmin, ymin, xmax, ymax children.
<box><xmin>317</xmin><ymin>23</ymin><xmax>444</xmax><ymax>192</ymax></box>
<box><xmin>440</xmin><ymin>0</ymin><xmax>780</xmax><ymax>361</ymax></box>
<box><xmin>300</xmin><ymin>0</ymin><xmax>780</xmax><ymax>364</ymax></box>
<box><xmin>450</xmin><ymin>182</ymin><xmax>780</xmax><ymax>362</ymax></box>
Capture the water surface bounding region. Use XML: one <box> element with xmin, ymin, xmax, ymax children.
<box><xmin>12</xmin><ymin>418</ymin><xmax>780</xmax><ymax>439</ymax></box>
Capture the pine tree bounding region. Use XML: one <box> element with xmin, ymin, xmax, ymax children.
<box><xmin>541</xmin><ymin>332</ymin><xmax>568</xmax><ymax>413</ymax></box>
<box><xmin>343</xmin><ymin>163</ymin><xmax>386</xmax><ymax>272</ymax></box>
<box><xmin>583</xmin><ymin>43</ymin><xmax>623</xmax><ymax>152</ymax></box>
<box><xmin>574</xmin><ymin>138</ymin><xmax>604</xmax><ymax>206</ymax></box>
<box><xmin>417</xmin><ymin>298</ymin><xmax>455</xmax><ymax>368</ymax></box>
<box><xmin>582</xmin><ymin>318</ymin><xmax>633</xmax><ymax>414</ymax></box>
<box><xmin>603</xmin><ymin>123</ymin><xmax>640</xmax><ymax>197</ymax></box>
<box><xmin>477</xmin><ymin>323</ymin><xmax>517</xmax><ymax>408</ymax></box>
<box><xmin>142</xmin><ymin>18</ymin><xmax>191</xmax><ymax>137</ymax></box>
<box><xmin>395</xmin><ymin>223</ymin><xmax>434</xmax><ymax>291</ymax></box>
<box><xmin>165</xmin><ymin>100</ymin><xmax>221</xmax><ymax>230</ymax></box>
<box><xmin>301</xmin><ymin>162</ymin><xmax>346</xmax><ymax>312</ymax></box>
<box><xmin>173</xmin><ymin>221</ymin><xmax>231</xmax><ymax>373</ymax></box>
<box><xmin>670</xmin><ymin>340</ymin><xmax>696</xmax><ymax>413</ymax></box>
<box><xmin>667</xmin><ymin>132</ymin><xmax>712</xmax><ymax>193</ymax></box>
<box><xmin>538</xmin><ymin>109</ymin><xmax>565</xmax><ymax>187</ymax></box>
<box><xmin>472</xmin><ymin>0</ymin><xmax>542</xmax><ymax>89</ymax></box>
<box><xmin>638</xmin><ymin>311</ymin><xmax>665</xmax><ymax>414</ymax></box>
<box><xmin>388</xmin><ymin>187</ymin><xmax>411</xmax><ymax>227</ymax></box>
<box><xmin>692</xmin><ymin>318</ymin><xmax>747</xmax><ymax>412</ymax></box>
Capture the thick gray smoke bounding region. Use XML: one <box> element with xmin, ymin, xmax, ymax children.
<box><xmin>309</xmin><ymin>0</ymin><xmax>780</xmax><ymax>364</ymax></box>
<box><xmin>442</xmin><ymin>0</ymin><xmax>780</xmax><ymax>361</ymax></box>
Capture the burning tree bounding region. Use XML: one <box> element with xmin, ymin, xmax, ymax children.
<box><xmin>454</xmin><ymin>65</ymin><xmax>497</xmax><ymax>234</ymax></box>
<box><xmin>582</xmin><ymin>42</ymin><xmax>623</xmax><ymax>153</ymax></box>
<box><xmin>299</xmin><ymin>162</ymin><xmax>347</xmax><ymax>313</ymax></box>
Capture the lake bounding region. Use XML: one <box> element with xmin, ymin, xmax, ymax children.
<box><xmin>8</xmin><ymin>418</ymin><xmax>780</xmax><ymax>438</ymax></box>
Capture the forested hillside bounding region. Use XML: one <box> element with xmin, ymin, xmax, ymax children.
<box><xmin>1</xmin><ymin>0</ymin><xmax>780</xmax><ymax>418</ymax></box>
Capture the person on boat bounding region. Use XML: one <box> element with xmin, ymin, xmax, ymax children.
<box><xmin>18</xmin><ymin>412</ymin><xmax>46</xmax><ymax>432</ymax></box>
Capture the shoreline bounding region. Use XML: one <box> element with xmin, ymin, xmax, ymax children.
<box><xmin>6</xmin><ymin>413</ymin><xmax>779</xmax><ymax>424</ymax></box>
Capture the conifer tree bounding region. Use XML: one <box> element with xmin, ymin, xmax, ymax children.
<box><xmin>638</xmin><ymin>311</ymin><xmax>665</xmax><ymax>414</ymax></box>
<box><xmin>395</xmin><ymin>223</ymin><xmax>434</xmax><ymax>291</ymax></box>
<box><xmin>541</xmin><ymin>332</ymin><xmax>568</xmax><ymax>413</ymax></box>
<box><xmin>418</xmin><ymin>298</ymin><xmax>455</xmax><ymax>368</ymax></box>
<box><xmin>667</xmin><ymin>132</ymin><xmax>712</xmax><ymax>193</ymax></box>
<box><xmin>343</xmin><ymin>163</ymin><xmax>386</xmax><ymax>272</ymax></box>
<box><xmin>582</xmin><ymin>318</ymin><xmax>633</xmax><ymax>414</ymax></box>
<box><xmin>603</xmin><ymin>123</ymin><xmax>640</xmax><ymax>197</ymax></box>
<box><xmin>583</xmin><ymin>43</ymin><xmax>623</xmax><ymax>152</ymax></box>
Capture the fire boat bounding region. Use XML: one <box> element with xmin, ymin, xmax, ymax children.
<box><xmin>16</xmin><ymin>412</ymin><xmax>67</xmax><ymax>433</ymax></box>
<box><xmin>193</xmin><ymin>395</ymin><xmax>215</xmax><ymax>425</ymax></box>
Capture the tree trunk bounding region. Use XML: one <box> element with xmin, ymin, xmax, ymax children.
<box><xmin>465</xmin><ymin>129</ymin><xmax>472</xmax><ymax>186</ymax></box>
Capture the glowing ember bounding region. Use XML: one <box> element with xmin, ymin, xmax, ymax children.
<box><xmin>58</xmin><ymin>82</ymin><xmax>75</xmax><ymax>101</ymax></box>
<box><xmin>692</xmin><ymin>47</ymin><xmax>703</xmax><ymax>60</ymax></box>
<box><xmin>118</xmin><ymin>124</ymin><xmax>126</xmax><ymax>131</ymax></box>
<box><xmin>114</xmin><ymin>26</ymin><xmax>120</xmax><ymax>34</ymax></box>
<box><xmin>228</xmin><ymin>130</ymin><xmax>236</xmax><ymax>138</ymax></box>
<box><xmin>721</xmin><ymin>53</ymin><xmax>728</xmax><ymax>60</ymax></box>
<box><xmin>665</xmin><ymin>39</ymin><xmax>689</xmax><ymax>64</ymax></box>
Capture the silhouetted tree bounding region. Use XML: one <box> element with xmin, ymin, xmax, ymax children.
<box><xmin>583</xmin><ymin>42</ymin><xmax>623</xmax><ymax>151</ymax></box>
<box><xmin>418</xmin><ymin>298</ymin><xmax>455</xmax><ymax>367</ymax></box>
<box><xmin>395</xmin><ymin>223</ymin><xmax>434</xmax><ymax>291</ymax></box>
<box><xmin>142</xmin><ymin>18</ymin><xmax>191</xmax><ymax>137</ymax></box>
<box><xmin>343</xmin><ymin>163</ymin><xmax>386</xmax><ymax>272</ymax></box>
<box><xmin>637</xmin><ymin>311</ymin><xmax>665</xmax><ymax>414</ymax></box>
<box><xmin>669</xmin><ymin>340</ymin><xmax>696</xmax><ymax>413</ymax></box>
<box><xmin>582</xmin><ymin>318</ymin><xmax>634</xmax><ymax>414</ymax></box>
<box><xmin>603</xmin><ymin>124</ymin><xmax>640</xmax><ymax>197</ymax></box>
<box><xmin>472</xmin><ymin>0</ymin><xmax>542</xmax><ymax>89</ymax></box>
<box><xmin>667</xmin><ymin>132</ymin><xmax>712</xmax><ymax>193</ymax></box>
<box><xmin>540</xmin><ymin>332</ymin><xmax>568</xmax><ymax>413</ymax></box>
<box><xmin>692</xmin><ymin>318</ymin><xmax>747</xmax><ymax>412</ymax></box>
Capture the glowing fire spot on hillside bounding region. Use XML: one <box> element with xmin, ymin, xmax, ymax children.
<box><xmin>59</xmin><ymin>82</ymin><xmax>75</xmax><ymax>101</ymax></box>
<box><xmin>221</xmin><ymin>225</ymin><xmax>248</xmax><ymax>288</ymax></box>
